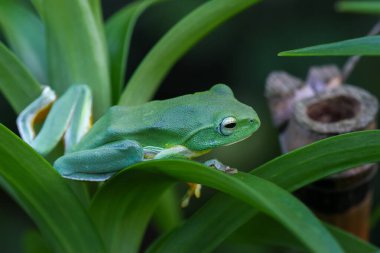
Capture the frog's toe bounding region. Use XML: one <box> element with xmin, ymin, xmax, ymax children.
<box><xmin>204</xmin><ymin>159</ymin><xmax>238</xmax><ymax>174</ymax></box>
<box><xmin>180</xmin><ymin>183</ymin><xmax>202</xmax><ymax>208</ymax></box>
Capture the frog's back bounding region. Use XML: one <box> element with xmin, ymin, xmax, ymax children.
<box><xmin>74</xmin><ymin>93</ymin><xmax>199</xmax><ymax>151</ymax></box>
<box><xmin>74</xmin><ymin>106</ymin><xmax>150</xmax><ymax>150</ymax></box>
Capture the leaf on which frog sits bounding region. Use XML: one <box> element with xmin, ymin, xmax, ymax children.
<box><xmin>91</xmin><ymin>160</ymin><xmax>343</xmax><ymax>253</ymax></box>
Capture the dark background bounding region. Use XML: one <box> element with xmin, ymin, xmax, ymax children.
<box><xmin>1</xmin><ymin>0</ymin><xmax>380</xmax><ymax>252</ymax></box>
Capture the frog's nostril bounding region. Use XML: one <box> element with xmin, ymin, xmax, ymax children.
<box><xmin>249</xmin><ymin>119</ymin><xmax>254</xmax><ymax>123</ymax></box>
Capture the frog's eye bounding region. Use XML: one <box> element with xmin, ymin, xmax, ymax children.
<box><xmin>219</xmin><ymin>117</ymin><xmax>237</xmax><ymax>136</ymax></box>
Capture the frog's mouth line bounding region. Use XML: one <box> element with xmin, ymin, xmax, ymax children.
<box><xmin>222</xmin><ymin>135</ymin><xmax>251</xmax><ymax>147</ymax></box>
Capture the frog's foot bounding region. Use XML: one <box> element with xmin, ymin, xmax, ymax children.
<box><xmin>17</xmin><ymin>86</ymin><xmax>57</xmax><ymax>145</ymax></box>
<box><xmin>204</xmin><ymin>159</ymin><xmax>238</xmax><ymax>174</ymax></box>
<box><xmin>17</xmin><ymin>84</ymin><xmax>92</xmax><ymax>156</ymax></box>
<box><xmin>180</xmin><ymin>183</ymin><xmax>202</xmax><ymax>208</ymax></box>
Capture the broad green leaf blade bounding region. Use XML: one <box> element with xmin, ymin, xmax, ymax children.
<box><xmin>0</xmin><ymin>0</ymin><xmax>47</xmax><ymax>84</ymax></box>
<box><xmin>0</xmin><ymin>42</ymin><xmax>42</xmax><ymax>113</ymax></box>
<box><xmin>337</xmin><ymin>1</ymin><xmax>380</xmax><ymax>15</ymax></box>
<box><xmin>148</xmin><ymin>131</ymin><xmax>380</xmax><ymax>253</ymax></box>
<box><xmin>252</xmin><ymin>130</ymin><xmax>380</xmax><ymax>189</ymax></box>
<box><xmin>90</xmin><ymin>171</ymin><xmax>175</xmax><ymax>253</ymax></box>
<box><xmin>151</xmin><ymin>187</ymin><xmax>182</xmax><ymax>233</ymax></box>
<box><xmin>0</xmin><ymin>124</ymin><xmax>106</xmax><ymax>253</ymax></box>
<box><xmin>119</xmin><ymin>0</ymin><xmax>261</xmax><ymax>106</ymax></box>
<box><xmin>32</xmin><ymin>0</ymin><xmax>111</xmax><ymax>118</ymax></box>
<box><xmin>227</xmin><ymin>213</ymin><xmax>379</xmax><ymax>253</ymax></box>
<box><xmin>279</xmin><ymin>35</ymin><xmax>380</xmax><ymax>56</ymax></box>
<box><xmin>106</xmin><ymin>0</ymin><xmax>164</xmax><ymax>104</ymax></box>
<box><xmin>325</xmin><ymin>224</ymin><xmax>379</xmax><ymax>253</ymax></box>
<box><xmin>88</xmin><ymin>0</ymin><xmax>103</xmax><ymax>30</ymax></box>
<box><xmin>371</xmin><ymin>204</ymin><xmax>380</xmax><ymax>227</ymax></box>
<box><xmin>23</xmin><ymin>230</ymin><xmax>54</xmax><ymax>253</ymax></box>
<box><xmin>91</xmin><ymin>160</ymin><xmax>343</xmax><ymax>253</ymax></box>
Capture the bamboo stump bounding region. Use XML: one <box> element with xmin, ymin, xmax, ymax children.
<box><xmin>266</xmin><ymin>66</ymin><xmax>378</xmax><ymax>240</ymax></box>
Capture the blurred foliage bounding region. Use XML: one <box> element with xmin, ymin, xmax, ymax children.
<box><xmin>1</xmin><ymin>0</ymin><xmax>380</xmax><ymax>252</ymax></box>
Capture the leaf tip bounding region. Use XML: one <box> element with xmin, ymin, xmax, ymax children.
<box><xmin>335</xmin><ymin>2</ymin><xmax>344</xmax><ymax>12</ymax></box>
<box><xmin>278</xmin><ymin>50</ymin><xmax>293</xmax><ymax>56</ymax></box>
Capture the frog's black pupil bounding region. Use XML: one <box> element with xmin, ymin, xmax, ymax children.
<box><xmin>225</xmin><ymin>123</ymin><xmax>236</xmax><ymax>129</ymax></box>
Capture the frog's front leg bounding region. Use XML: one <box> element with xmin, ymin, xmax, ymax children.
<box><xmin>54</xmin><ymin>140</ymin><xmax>143</xmax><ymax>181</ymax></box>
<box><xmin>17</xmin><ymin>84</ymin><xmax>92</xmax><ymax>155</ymax></box>
<box><xmin>181</xmin><ymin>159</ymin><xmax>237</xmax><ymax>207</ymax></box>
<box><xmin>153</xmin><ymin>146</ymin><xmax>233</xmax><ymax>207</ymax></box>
<box><xmin>153</xmin><ymin>145</ymin><xmax>198</xmax><ymax>159</ymax></box>
<box><xmin>153</xmin><ymin>146</ymin><xmax>237</xmax><ymax>174</ymax></box>
<box><xmin>148</xmin><ymin>145</ymin><xmax>201</xmax><ymax>207</ymax></box>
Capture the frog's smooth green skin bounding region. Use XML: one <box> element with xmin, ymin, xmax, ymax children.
<box><xmin>17</xmin><ymin>84</ymin><xmax>260</xmax><ymax>181</ymax></box>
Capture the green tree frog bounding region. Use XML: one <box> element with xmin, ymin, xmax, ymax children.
<box><xmin>17</xmin><ymin>84</ymin><xmax>260</xmax><ymax>205</ymax></box>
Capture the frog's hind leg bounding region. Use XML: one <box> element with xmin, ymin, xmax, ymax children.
<box><xmin>54</xmin><ymin>140</ymin><xmax>144</xmax><ymax>181</ymax></box>
<box><xmin>17</xmin><ymin>85</ymin><xmax>92</xmax><ymax>156</ymax></box>
<box><xmin>62</xmin><ymin>85</ymin><xmax>92</xmax><ymax>153</ymax></box>
<box><xmin>17</xmin><ymin>86</ymin><xmax>57</xmax><ymax>145</ymax></box>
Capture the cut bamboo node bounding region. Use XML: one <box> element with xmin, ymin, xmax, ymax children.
<box><xmin>295</xmin><ymin>85</ymin><xmax>378</xmax><ymax>134</ymax></box>
<box><xmin>265</xmin><ymin>65</ymin><xmax>379</xmax><ymax>240</ymax></box>
<box><xmin>282</xmin><ymin>85</ymin><xmax>378</xmax><ymax>152</ymax></box>
<box><xmin>281</xmin><ymin>84</ymin><xmax>378</xmax><ymax>240</ymax></box>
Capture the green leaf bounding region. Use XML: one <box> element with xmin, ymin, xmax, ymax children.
<box><xmin>151</xmin><ymin>187</ymin><xmax>182</xmax><ymax>233</ymax></box>
<box><xmin>106</xmin><ymin>0</ymin><xmax>164</xmax><ymax>104</ymax></box>
<box><xmin>149</xmin><ymin>131</ymin><xmax>380</xmax><ymax>253</ymax></box>
<box><xmin>326</xmin><ymin>224</ymin><xmax>379</xmax><ymax>253</ymax></box>
<box><xmin>371</xmin><ymin>203</ymin><xmax>380</xmax><ymax>227</ymax></box>
<box><xmin>88</xmin><ymin>0</ymin><xmax>103</xmax><ymax>30</ymax></box>
<box><xmin>279</xmin><ymin>35</ymin><xmax>380</xmax><ymax>56</ymax></box>
<box><xmin>336</xmin><ymin>1</ymin><xmax>380</xmax><ymax>15</ymax></box>
<box><xmin>0</xmin><ymin>0</ymin><xmax>47</xmax><ymax>84</ymax></box>
<box><xmin>0</xmin><ymin>124</ymin><xmax>106</xmax><ymax>253</ymax></box>
<box><xmin>0</xmin><ymin>42</ymin><xmax>42</xmax><ymax>113</ymax></box>
<box><xmin>90</xmin><ymin>170</ymin><xmax>175</xmax><ymax>253</ymax></box>
<box><xmin>227</xmin><ymin>213</ymin><xmax>379</xmax><ymax>253</ymax></box>
<box><xmin>118</xmin><ymin>0</ymin><xmax>261</xmax><ymax>106</ymax></box>
<box><xmin>91</xmin><ymin>160</ymin><xmax>343</xmax><ymax>253</ymax></box>
<box><xmin>31</xmin><ymin>0</ymin><xmax>111</xmax><ymax>118</ymax></box>
<box><xmin>23</xmin><ymin>230</ymin><xmax>53</xmax><ymax>253</ymax></box>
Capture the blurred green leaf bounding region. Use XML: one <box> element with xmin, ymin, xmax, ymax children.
<box><xmin>371</xmin><ymin>203</ymin><xmax>380</xmax><ymax>227</ymax></box>
<box><xmin>326</xmin><ymin>224</ymin><xmax>379</xmax><ymax>253</ymax></box>
<box><xmin>23</xmin><ymin>230</ymin><xmax>53</xmax><ymax>253</ymax></box>
<box><xmin>0</xmin><ymin>124</ymin><xmax>106</xmax><ymax>253</ymax></box>
<box><xmin>279</xmin><ymin>35</ymin><xmax>380</xmax><ymax>56</ymax></box>
<box><xmin>0</xmin><ymin>42</ymin><xmax>42</xmax><ymax>113</ymax></box>
<box><xmin>337</xmin><ymin>1</ymin><xmax>380</xmax><ymax>15</ymax></box>
<box><xmin>0</xmin><ymin>0</ymin><xmax>47</xmax><ymax>84</ymax></box>
<box><xmin>92</xmin><ymin>160</ymin><xmax>343</xmax><ymax>253</ymax></box>
<box><xmin>151</xmin><ymin>187</ymin><xmax>182</xmax><ymax>233</ymax></box>
<box><xmin>149</xmin><ymin>131</ymin><xmax>380</xmax><ymax>253</ymax></box>
<box><xmin>119</xmin><ymin>0</ymin><xmax>261</xmax><ymax>106</ymax></box>
<box><xmin>31</xmin><ymin>0</ymin><xmax>111</xmax><ymax>118</ymax></box>
<box><xmin>106</xmin><ymin>0</ymin><xmax>163</xmax><ymax>104</ymax></box>
<box><xmin>88</xmin><ymin>0</ymin><xmax>103</xmax><ymax>30</ymax></box>
<box><xmin>227</xmin><ymin>213</ymin><xmax>379</xmax><ymax>253</ymax></box>
<box><xmin>90</xmin><ymin>170</ymin><xmax>174</xmax><ymax>253</ymax></box>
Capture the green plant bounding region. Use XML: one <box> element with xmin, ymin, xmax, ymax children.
<box><xmin>279</xmin><ymin>1</ymin><xmax>380</xmax><ymax>56</ymax></box>
<box><xmin>0</xmin><ymin>0</ymin><xmax>379</xmax><ymax>253</ymax></box>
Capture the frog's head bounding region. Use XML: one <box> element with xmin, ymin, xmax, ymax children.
<box><xmin>180</xmin><ymin>84</ymin><xmax>260</xmax><ymax>151</ymax></box>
